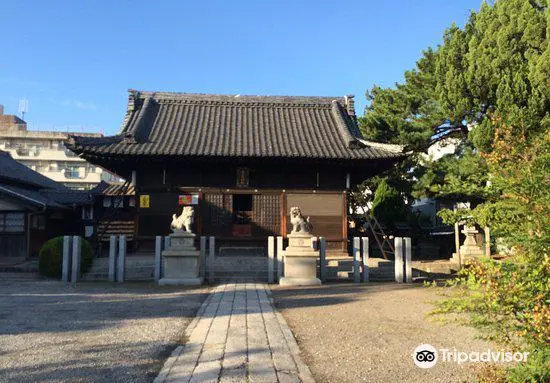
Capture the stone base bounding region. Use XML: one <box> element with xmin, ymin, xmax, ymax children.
<box><xmin>158</xmin><ymin>277</ymin><xmax>203</xmax><ymax>286</ymax></box>
<box><xmin>279</xmin><ymin>277</ymin><xmax>321</xmax><ymax>287</ymax></box>
<box><xmin>280</xmin><ymin>232</ymin><xmax>321</xmax><ymax>286</ymax></box>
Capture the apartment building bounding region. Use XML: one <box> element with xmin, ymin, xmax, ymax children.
<box><xmin>0</xmin><ymin>105</ymin><xmax>120</xmax><ymax>190</ymax></box>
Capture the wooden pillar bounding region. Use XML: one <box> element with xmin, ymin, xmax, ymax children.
<box><xmin>71</xmin><ymin>236</ymin><xmax>81</xmax><ymax>283</ymax></box>
<box><xmin>62</xmin><ymin>236</ymin><xmax>72</xmax><ymax>283</ymax></box>
<box><xmin>108</xmin><ymin>235</ymin><xmax>117</xmax><ymax>282</ymax></box>
<box><xmin>154</xmin><ymin>236</ymin><xmax>162</xmax><ymax>283</ymax></box>
<box><xmin>319</xmin><ymin>236</ymin><xmax>326</xmax><ymax>283</ymax></box>
<box><xmin>484</xmin><ymin>227</ymin><xmax>491</xmax><ymax>257</ymax></box>
<box><xmin>394</xmin><ymin>237</ymin><xmax>404</xmax><ymax>283</ymax></box>
<box><xmin>353</xmin><ymin>237</ymin><xmax>361</xmax><ymax>283</ymax></box>
<box><xmin>268</xmin><ymin>236</ymin><xmax>275</xmax><ymax>283</ymax></box>
<box><xmin>362</xmin><ymin>237</ymin><xmax>369</xmax><ymax>283</ymax></box>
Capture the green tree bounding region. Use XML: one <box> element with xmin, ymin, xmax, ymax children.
<box><xmin>359</xmin><ymin>1</ymin><xmax>549</xmax><ymax>380</ymax></box>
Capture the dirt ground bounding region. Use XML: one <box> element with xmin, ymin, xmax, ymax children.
<box><xmin>271</xmin><ymin>282</ymin><xmax>496</xmax><ymax>383</ymax></box>
<box><xmin>0</xmin><ymin>273</ymin><xmax>210</xmax><ymax>383</ymax></box>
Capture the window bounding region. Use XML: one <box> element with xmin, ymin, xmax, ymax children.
<box><xmin>81</xmin><ymin>206</ymin><xmax>94</xmax><ymax>220</ymax></box>
<box><xmin>103</xmin><ymin>197</ymin><xmax>112</xmax><ymax>207</ymax></box>
<box><xmin>31</xmin><ymin>215</ymin><xmax>46</xmax><ymax>230</ymax></box>
<box><xmin>0</xmin><ymin>212</ymin><xmax>25</xmax><ymax>233</ymax></box>
<box><xmin>65</xmin><ymin>166</ymin><xmax>81</xmax><ymax>179</ymax></box>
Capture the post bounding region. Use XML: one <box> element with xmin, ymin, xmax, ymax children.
<box><xmin>268</xmin><ymin>236</ymin><xmax>275</xmax><ymax>283</ymax></box>
<box><xmin>154</xmin><ymin>236</ymin><xmax>162</xmax><ymax>283</ymax></box>
<box><xmin>208</xmin><ymin>236</ymin><xmax>215</xmax><ymax>283</ymax></box>
<box><xmin>108</xmin><ymin>235</ymin><xmax>117</xmax><ymax>282</ymax></box>
<box><xmin>200</xmin><ymin>236</ymin><xmax>207</xmax><ymax>278</ymax></box>
<box><xmin>71</xmin><ymin>236</ymin><xmax>81</xmax><ymax>283</ymax></box>
<box><xmin>353</xmin><ymin>237</ymin><xmax>361</xmax><ymax>283</ymax></box>
<box><xmin>394</xmin><ymin>237</ymin><xmax>404</xmax><ymax>283</ymax></box>
<box><xmin>484</xmin><ymin>226</ymin><xmax>491</xmax><ymax>257</ymax></box>
<box><xmin>62</xmin><ymin>236</ymin><xmax>72</xmax><ymax>283</ymax></box>
<box><xmin>311</xmin><ymin>237</ymin><xmax>318</xmax><ymax>250</ymax></box>
<box><xmin>362</xmin><ymin>237</ymin><xmax>369</xmax><ymax>282</ymax></box>
<box><xmin>454</xmin><ymin>222</ymin><xmax>462</xmax><ymax>269</ymax></box>
<box><xmin>117</xmin><ymin>235</ymin><xmax>126</xmax><ymax>282</ymax></box>
<box><xmin>319</xmin><ymin>236</ymin><xmax>326</xmax><ymax>282</ymax></box>
<box><xmin>404</xmin><ymin>237</ymin><xmax>412</xmax><ymax>283</ymax></box>
<box><xmin>164</xmin><ymin>236</ymin><xmax>171</xmax><ymax>251</ymax></box>
<box><xmin>276</xmin><ymin>236</ymin><xmax>284</xmax><ymax>281</ymax></box>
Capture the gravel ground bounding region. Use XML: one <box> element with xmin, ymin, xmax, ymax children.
<box><xmin>0</xmin><ymin>273</ymin><xmax>210</xmax><ymax>383</ymax></box>
<box><xmin>271</xmin><ymin>282</ymin><xmax>496</xmax><ymax>383</ymax></box>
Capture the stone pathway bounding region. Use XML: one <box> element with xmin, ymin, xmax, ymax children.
<box><xmin>154</xmin><ymin>283</ymin><xmax>314</xmax><ymax>383</ymax></box>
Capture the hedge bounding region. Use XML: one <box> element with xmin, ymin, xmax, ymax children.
<box><xmin>38</xmin><ymin>236</ymin><xmax>93</xmax><ymax>278</ymax></box>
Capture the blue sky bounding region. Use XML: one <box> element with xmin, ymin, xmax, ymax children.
<box><xmin>0</xmin><ymin>0</ymin><xmax>481</xmax><ymax>135</ymax></box>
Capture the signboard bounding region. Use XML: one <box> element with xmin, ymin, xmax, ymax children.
<box><xmin>139</xmin><ymin>194</ymin><xmax>150</xmax><ymax>208</ymax></box>
<box><xmin>178</xmin><ymin>194</ymin><xmax>199</xmax><ymax>205</ymax></box>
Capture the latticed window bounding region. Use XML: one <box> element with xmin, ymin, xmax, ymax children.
<box><xmin>0</xmin><ymin>212</ymin><xmax>25</xmax><ymax>233</ymax></box>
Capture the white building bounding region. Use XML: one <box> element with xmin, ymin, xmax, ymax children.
<box><xmin>0</xmin><ymin>105</ymin><xmax>121</xmax><ymax>190</ymax></box>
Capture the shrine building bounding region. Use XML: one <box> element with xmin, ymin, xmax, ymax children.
<box><xmin>66</xmin><ymin>90</ymin><xmax>404</xmax><ymax>256</ymax></box>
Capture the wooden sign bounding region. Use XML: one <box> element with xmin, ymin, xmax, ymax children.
<box><xmin>178</xmin><ymin>194</ymin><xmax>199</xmax><ymax>205</ymax></box>
<box><xmin>236</xmin><ymin>167</ymin><xmax>249</xmax><ymax>187</ymax></box>
<box><xmin>139</xmin><ymin>194</ymin><xmax>150</xmax><ymax>208</ymax></box>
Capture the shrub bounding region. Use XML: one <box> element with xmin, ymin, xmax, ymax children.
<box><xmin>371</xmin><ymin>179</ymin><xmax>407</xmax><ymax>226</ymax></box>
<box><xmin>38</xmin><ymin>236</ymin><xmax>93</xmax><ymax>278</ymax></box>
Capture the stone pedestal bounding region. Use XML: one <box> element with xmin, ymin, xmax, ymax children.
<box><xmin>279</xmin><ymin>233</ymin><xmax>321</xmax><ymax>286</ymax></box>
<box><xmin>452</xmin><ymin>225</ymin><xmax>485</xmax><ymax>265</ymax></box>
<box><xmin>159</xmin><ymin>231</ymin><xmax>203</xmax><ymax>285</ymax></box>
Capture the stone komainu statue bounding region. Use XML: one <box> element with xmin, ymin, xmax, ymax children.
<box><xmin>289</xmin><ymin>206</ymin><xmax>312</xmax><ymax>234</ymax></box>
<box><xmin>171</xmin><ymin>206</ymin><xmax>194</xmax><ymax>233</ymax></box>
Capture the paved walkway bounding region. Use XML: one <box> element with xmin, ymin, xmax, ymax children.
<box><xmin>154</xmin><ymin>283</ymin><xmax>314</xmax><ymax>383</ymax></box>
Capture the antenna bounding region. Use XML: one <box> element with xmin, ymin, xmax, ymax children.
<box><xmin>18</xmin><ymin>98</ymin><xmax>28</xmax><ymax>120</ymax></box>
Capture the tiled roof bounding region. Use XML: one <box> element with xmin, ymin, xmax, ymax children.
<box><xmin>66</xmin><ymin>90</ymin><xmax>404</xmax><ymax>161</ymax></box>
<box><xmin>91</xmin><ymin>181</ymin><xmax>135</xmax><ymax>196</ymax></box>
<box><xmin>0</xmin><ymin>151</ymin><xmax>65</xmax><ymax>190</ymax></box>
<box><xmin>0</xmin><ymin>151</ymin><xmax>91</xmax><ymax>208</ymax></box>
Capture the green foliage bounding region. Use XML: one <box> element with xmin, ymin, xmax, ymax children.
<box><xmin>362</xmin><ymin>1</ymin><xmax>550</xmax><ymax>380</ymax></box>
<box><xmin>371</xmin><ymin>179</ymin><xmax>407</xmax><ymax>226</ymax></box>
<box><xmin>414</xmin><ymin>146</ymin><xmax>493</xmax><ymax>202</ymax></box>
<box><xmin>38</xmin><ymin>236</ymin><xmax>93</xmax><ymax>278</ymax></box>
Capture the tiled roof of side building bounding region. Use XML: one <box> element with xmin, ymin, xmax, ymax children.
<box><xmin>66</xmin><ymin>90</ymin><xmax>405</xmax><ymax>161</ymax></box>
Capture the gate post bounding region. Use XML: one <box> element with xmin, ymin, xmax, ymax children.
<box><xmin>319</xmin><ymin>236</ymin><xmax>326</xmax><ymax>282</ymax></box>
<box><xmin>353</xmin><ymin>237</ymin><xmax>361</xmax><ymax>283</ymax></box>
<box><xmin>154</xmin><ymin>236</ymin><xmax>162</xmax><ymax>283</ymax></box>
<box><xmin>71</xmin><ymin>236</ymin><xmax>81</xmax><ymax>283</ymax></box>
<box><xmin>117</xmin><ymin>235</ymin><xmax>126</xmax><ymax>283</ymax></box>
<box><xmin>276</xmin><ymin>236</ymin><xmax>284</xmax><ymax>281</ymax></box>
<box><xmin>208</xmin><ymin>236</ymin><xmax>215</xmax><ymax>283</ymax></box>
<box><xmin>394</xmin><ymin>237</ymin><xmax>404</xmax><ymax>283</ymax></box>
<box><xmin>362</xmin><ymin>237</ymin><xmax>369</xmax><ymax>282</ymax></box>
<box><xmin>62</xmin><ymin>236</ymin><xmax>72</xmax><ymax>283</ymax></box>
<box><xmin>404</xmin><ymin>237</ymin><xmax>412</xmax><ymax>283</ymax></box>
<box><xmin>268</xmin><ymin>236</ymin><xmax>275</xmax><ymax>283</ymax></box>
<box><xmin>108</xmin><ymin>235</ymin><xmax>117</xmax><ymax>282</ymax></box>
<box><xmin>200</xmin><ymin>236</ymin><xmax>207</xmax><ymax>279</ymax></box>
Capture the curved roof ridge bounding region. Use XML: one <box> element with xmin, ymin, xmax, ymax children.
<box><xmin>129</xmin><ymin>89</ymin><xmax>345</xmax><ymax>105</ymax></box>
